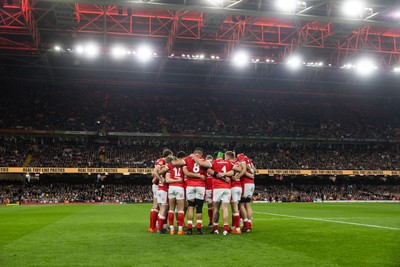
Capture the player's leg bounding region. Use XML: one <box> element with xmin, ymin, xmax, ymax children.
<box><xmin>186</xmin><ymin>186</ymin><xmax>196</xmax><ymax>235</ymax></box>
<box><xmin>149</xmin><ymin>184</ymin><xmax>159</xmax><ymax>232</ymax></box>
<box><xmin>194</xmin><ymin>187</ymin><xmax>205</xmax><ymax>235</ymax></box>
<box><xmin>175</xmin><ymin>187</ymin><xmax>186</xmax><ymax>235</ymax></box>
<box><xmin>168</xmin><ymin>193</ymin><xmax>177</xmax><ymax>234</ymax></box>
<box><xmin>239</xmin><ymin>199</ymin><xmax>249</xmax><ymax>231</ymax></box>
<box><xmin>230</xmin><ymin>186</ymin><xmax>242</xmax><ymax>233</ymax></box>
<box><xmin>156</xmin><ymin>190</ymin><xmax>168</xmax><ymax>234</ymax></box>
<box><xmin>221</xmin><ymin>189</ymin><xmax>231</xmax><ymax>236</ymax></box>
<box><xmin>212</xmin><ymin>188</ymin><xmax>222</xmax><ymax>234</ymax></box>
<box><xmin>206</xmin><ymin>189</ymin><xmax>213</xmax><ymax>227</ymax></box>
<box><xmin>243</xmin><ymin>184</ymin><xmax>255</xmax><ymax>232</ymax></box>
<box><xmin>176</xmin><ymin>199</ymin><xmax>186</xmax><ymax>234</ymax></box>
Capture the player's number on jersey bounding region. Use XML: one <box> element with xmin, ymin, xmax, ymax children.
<box><xmin>222</xmin><ymin>166</ymin><xmax>227</xmax><ymax>173</ymax></box>
<box><xmin>193</xmin><ymin>163</ymin><xmax>200</xmax><ymax>172</ymax></box>
<box><xmin>173</xmin><ymin>167</ymin><xmax>181</xmax><ymax>177</ymax></box>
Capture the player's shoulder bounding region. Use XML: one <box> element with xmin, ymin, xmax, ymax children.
<box><xmin>155</xmin><ymin>157</ymin><xmax>165</xmax><ymax>165</ymax></box>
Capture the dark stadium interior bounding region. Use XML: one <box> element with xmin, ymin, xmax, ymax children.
<box><xmin>1</xmin><ymin>0</ymin><xmax>400</xmax><ymax>204</ymax></box>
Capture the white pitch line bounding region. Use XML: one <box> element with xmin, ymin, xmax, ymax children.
<box><xmin>254</xmin><ymin>211</ymin><xmax>400</xmax><ymax>231</ymax></box>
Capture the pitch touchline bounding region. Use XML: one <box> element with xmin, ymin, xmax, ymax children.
<box><xmin>254</xmin><ymin>212</ymin><xmax>400</xmax><ymax>231</ymax></box>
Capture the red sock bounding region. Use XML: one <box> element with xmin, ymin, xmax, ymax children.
<box><xmin>178</xmin><ymin>212</ymin><xmax>184</xmax><ymax>227</ymax></box>
<box><xmin>188</xmin><ymin>220</ymin><xmax>193</xmax><ymax>229</ymax></box>
<box><xmin>213</xmin><ymin>224</ymin><xmax>218</xmax><ymax>231</ymax></box>
<box><xmin>223</xmin><ymin>224</ymin><xmax>229</xmax><ymax>232</ymax></box>
<box><xmin>158</xmin><ymin>215</ymin><xmax>165</xmax><ymax>231</ymax></box>
<box><xmin>168</xmin><ymin>211</ymin><xmax>174</xmax><ymax>227</ymax></box>
<box><xmin>233</xmin><ymin>213</ymin><xmax>240</xmax><ymax>229</ymax></box>
<box><xmin>208</xmin><ymin>209</ymin><xmax>213</xmax><ymax>223</ymax></box>
<box><xmin>248</xmin><ymin>220</ymin><xmax>252</xmax><ymax>229</ymax></box>
<box><xmin>196</xmin><ymin>220</ymin><xmax>202</xmax><ymax>229</ymax></box>
<box><xmin>245</xmin><ymin>220</ymin><xmax>250</xmax><ymax>229</ymax></box>
<box><xmin>150</xmin><ymin>209</ymin><xmax>158</xmax><ymax>229</ymax></box>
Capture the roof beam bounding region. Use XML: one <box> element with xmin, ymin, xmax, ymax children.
<box><xmin>36</xmin><ymin>0</ymin><xmax>400</xmax><ymax>29</ymax></box>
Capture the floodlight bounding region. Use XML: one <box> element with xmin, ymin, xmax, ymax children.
<box><xmin>286</xmin><ymin>55</ymin><xmax>303</xmax><ymax>70</ymax></box>
<box><xmin>136</xmin><ymin>45</ymin><xmax>153</xmax><ymax>62</ymax></box>
<box><xmin>355</xmin><ymin>58</ymin><xmax>377</xmax><ymax>75</ymax></box>
<box><xmin>54</xmin><ymin>45</ymin><xmax>61</xmax><ymax>52</ymax></box>
<box><xmin>342</xmin><ymin>0</ymin><xmax>365</xmax><ymax>18</ymax></box>
<box><xmin>276</xmin><ymin>0</ymin><xmax>297</xmax><ymax>12</ymax></box>
<box><xmin>111</xmin><ymin>46</ymin><xmax>126</xmax><ymax>58</ymax></box>
<box><xmin>85</xmin><ymin>44</ymin><xmax>100</xmax><ymax>58</ymax></box>
<box><xmin>199</xmin><ymin>54</ymin><xmax>205</xmax><ymax>59</ymax></box>
<box><xmin>207</xmin><ymin>0</ymin><xmax>224</xmax><ymax>6</ymax></box>
<box><xmin>211</xmin><ymin>55</ymin><xmax>215</xmax><ymax>59</ymax></box>
<box><xmin>393</xmin><ymin>67</ymin><xmax>400</xmax><ymax>73</ymax></box>
<box><xmin>75</xmin><ymin>46</ymin><xmax>84</xmax><ymax>54</ymax></box>
<box><xmin>232</xmin><ymin>51</ymin><xmax>250</xmax><ymax>67</ymax></box>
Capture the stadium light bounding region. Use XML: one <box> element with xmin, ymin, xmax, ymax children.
<box><xmin>232</xmin><ymin>51</ymin><xmax>250</xmax><ymax>67</ymax></box>
<box><xmin>111</xmin><ymin>46</ymin><xmax>127</xmax><ymax>59</ymax></box>
<box><xmin>54</xmin><ymin>45</ymin><xmax>61</xmax><ymax>52</ymax></box>
<box><xmin>342</xmin><ymin>0</ymin><xmax>365</xmax><ymax>18</ymax></box>
<box><xmin>206</xmin><ymin>0</ymin><xmax>224</xmax><ymax>7</ymax></box>
<box><xmin>355</xmin><ymin>58</ymin><xmax>377</xmax><ymax>76</ymax></box>
<box><xmin>75</xmin><ymin>45</ymin><xmax>84</xmax><ymax>54</ymax></box>
<box><xmin>85</xmin><ymin>44</ymin><xmax>100</xmax><ymax>58</ymax></box>
<box><xmin>276</xmin><ymin>0</ymin><xmax>306</xmax><ymax>12</ymax></box>
<box><xmin>276</xmin><ymin>0</ymin><xmax>297</xmax><ymax>12</ymax></box>
<box><xmin>393</xmin><ymin>67</ymin><xmax>400</xmax><ymax>73</ymax></box>
<box><xmin>286</xmin><ymin>55</ymin><xmax>303</xmax><ymax>70</ymax></box>
<box><xmin>136</xmin><ymin>45</ymin><xmax>153</xmax><ymax>62</ymax></box>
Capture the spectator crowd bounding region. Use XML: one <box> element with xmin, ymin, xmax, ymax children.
<box><xmin>1</xmin><ymin>181</ymin><xmax>398</xmax><ymax>205</ymax></box>
<box><xmin>1</xmin><ymin>87</ymin><xmax>399</xmax><ymax>140</ymax></box>
<box><xmin>0</xmin><ymin>137</ymin><xmax>399</xmax><ymax>170</ymax></box>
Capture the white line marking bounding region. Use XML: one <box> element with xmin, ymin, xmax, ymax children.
<box><xmin>254</xmin><ymin>212</ymin><xmax>400</xmax><ymax>231</ymax></box>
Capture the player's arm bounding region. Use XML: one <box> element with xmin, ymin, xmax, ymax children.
<box><xmin>244</xmin><ymin>171</ymin><xmax>255</xmax><ymax>179</ymax></box>
<box><xmin>171</xmin><ymin>158</ymin><xmax>186</xmax><ymax>167</ymax></box>
<box><xmin>158</xmin><ymin>166</ymin><xmax>169</xmax><ymax>176</ymax></box>
<box><xmin>250</xmin><ymin>162</ymin><xmax>258</xmax><ymax>175</ymax></box>
<box><xmin>152</xmin><ymin>165</ymin><xmax>161</xmax><ymax>180</ymax></box>
<box><xmin>165</xmin><ymin>172</ymin><xmax>182</xmax><ymax>183</ymax></box>
<box><xmin>190</xmin><ymin>154</ymin><xmax>212</xmax><ymax>168</ymax></box>
<box><xmin>206</xmin><ymin>167</ymin><xmax>231</xmax><ymax>179</ymax></box>
<box><xmin>183</xmin><ymin>166</ymin><xmax>205</xmax><ymax>180</ymax></box>
<box><xmin>152</xmin><ymin>177</ymin><xmax>159</xmax><ymax>184</ymax></box>
<box><xmin>152</xmin><ymin>165</ymin><xmax>165</xmax><ymax>183</ymax></box>
<box><xmin>235</xmin><ymin>161</ymin><xmax>247</xmax><ymax>179</ymax></box>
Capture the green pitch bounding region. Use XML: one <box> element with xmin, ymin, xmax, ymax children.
<box><xmin>1</xmin><ymin>203</ymin><xmax>399</xmax><ymax>267</ymax></box>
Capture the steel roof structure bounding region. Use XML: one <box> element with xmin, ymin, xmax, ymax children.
<box><xmin>0</xmin><ymin>0</ymin><xmax>399</xmax><ymax>93</ymax></box>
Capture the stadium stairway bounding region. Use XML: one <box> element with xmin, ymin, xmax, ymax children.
<box><xmin>22</xmin><ymin>154</ymin><xmax>32</xmax><ymax>167</ymax></box>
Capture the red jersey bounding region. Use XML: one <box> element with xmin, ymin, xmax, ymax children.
<box><xmin>237</xmin><ymin>154</ymin><xmax>254</xmax><ymax>185</ymax></box>
<box><xmin>211</xmin><ymin>159</ymin><xmax>234</xmax><ymax>189</ymax></box>
<box><xmin>167</xmin><ymin>163</ymin><xmax>185</xmax><ymax>188</ymax></box>
<box><xmin>184</xmin><ymin>155</ymin><xmax>206</xmax><ymax>187</ymax></box>
<box><xmin>152</xmin><ymin>157</ymin><xmax>166</xmax><ymax>185</ymax></box>
<box><xmin>230</xmin><ymin>161</ymin><xmax>242</xmax><ymax>188</ymax></box>
<box><xmin>205</xmin><ymin>159</ymin><xmax>213</xmax><ymax>190</ymax></box>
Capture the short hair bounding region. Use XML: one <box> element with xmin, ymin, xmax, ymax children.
<box><xmin>176</xmin><ymin>151</ymin><xmax>186</xmax><ymax>159</ymax></box>
<box><xmin>162</xmin><ymin>149</ymin><xmax>173</xmax><ymax>158</ymax></box>
<box><xmin>205</xmin><ymin>155</ymin><xmax>213</xmax><ymax>161</ymax></box>
<box><xmin>194</xmin><ymin>147</ymin><xmax>203</xmax><ymax>156</ymax></box>
<box><xmin>165</xmin><ymin>156</ymin><xmax>174</xmax><ymax>163</ymax></box>
<box><xmin>225</xmin><ymin>151</ymin><xmax>235</xmax><ymax>160</ymax></box>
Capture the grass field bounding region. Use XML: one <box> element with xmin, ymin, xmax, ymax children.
<box><xmin>1</xmin><ymin>203</ymin><xmax>399</xmax><ymax>267</ymax></box>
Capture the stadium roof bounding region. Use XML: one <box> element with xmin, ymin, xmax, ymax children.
<box><xmin>1</xmin><ymin>0</ymin><xmax>399</xmax><ymax>93</ymax></box>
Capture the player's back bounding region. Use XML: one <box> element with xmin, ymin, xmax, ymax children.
<box><xmin>167</xmin><ymin>163</ymin><xmax>184</xmax><ymax>187</ymax></box>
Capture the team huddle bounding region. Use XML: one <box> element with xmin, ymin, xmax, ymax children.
<box><xmin>148</xmin><ymin>148</ymin><xmax>257</xmax><ymax>235</ymax></box>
